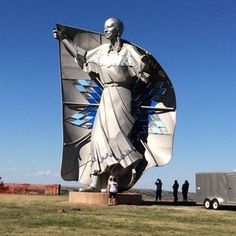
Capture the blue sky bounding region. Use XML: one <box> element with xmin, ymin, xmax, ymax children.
<box><xmin>1</xmin><ymin>0</ymin><xmax>236</xmax><ymax>192</ymax></box>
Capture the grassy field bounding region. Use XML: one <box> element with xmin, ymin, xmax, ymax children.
<box><xmin>0</xmin><ymin>194</ymin><xmax>236</xmax><ymax>235</ymax></box>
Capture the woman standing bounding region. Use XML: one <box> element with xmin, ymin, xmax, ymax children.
<box><xmin>107</xmin><ymin>176</ymin><xmax>118</xmax><ymax>205</ymax></box>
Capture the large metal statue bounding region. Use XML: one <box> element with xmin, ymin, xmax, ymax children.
<box><xmin>53</xmin><ymin>17</ymin><xmax>176</xmax><ymax>191</ymax></box>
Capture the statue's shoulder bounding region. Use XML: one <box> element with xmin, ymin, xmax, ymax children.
<box><xmin>87</xmin><ymin>43</ymin><xmax>109</xmax><ymax>57</ymax></box>
<box><xmin>95</xmin><ymin>43</ymin><xmax>110</xmax><ymax>51</ymax></box>
<box><xmin>122</xmin><ymin>42</ymin><xmax>138</xmax><ymax>51</ymax></box>
<box><xmin>122</xmin><ymin>41</ymin><xmax>150</xmax><ymax>56</ymax></box>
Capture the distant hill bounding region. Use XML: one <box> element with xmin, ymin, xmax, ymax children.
<box><xmin>126</xmin><ymin>188</ymin><xmax>196</xmax><ymax>202</ymax></box>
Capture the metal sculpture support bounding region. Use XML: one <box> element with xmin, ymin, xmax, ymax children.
<box><xmin>53</xmin><ymin>18</ymin><xmax>176</xmax><ymax>191</ymax></box>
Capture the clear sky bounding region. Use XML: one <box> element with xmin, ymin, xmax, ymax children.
<box><xmin>1</xmin><ymin>0</ymin><xmax>236</xmax><ymax>192</ymax></box>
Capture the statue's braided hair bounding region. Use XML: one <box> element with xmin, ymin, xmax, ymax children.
<box><xmin>106</xmin><ymin>17</ymin><xmax>124</xmax><ymax>52</ymax></box>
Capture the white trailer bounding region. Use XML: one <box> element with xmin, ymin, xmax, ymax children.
<box><xmin>196</xmin><ymin>172</ymin><xmax>236</xmax><ymax>210</ymax></box>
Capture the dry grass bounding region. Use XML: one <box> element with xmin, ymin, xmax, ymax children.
<box><xmin>0</xmin><ymin>194</ymin><xmax>236</xmax><ymax>235</ymax></box>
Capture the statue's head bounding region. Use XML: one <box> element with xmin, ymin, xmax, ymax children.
<box><xmin>104</xmin><ymin>17</ymin><xmax>124</xmax><ymax>40</ymax></box>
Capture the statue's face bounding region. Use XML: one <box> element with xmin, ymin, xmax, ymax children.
<box><xmin>104</xmin><ymin>18</ymin><xmax>119</xmax><ymax>40</ymax></box>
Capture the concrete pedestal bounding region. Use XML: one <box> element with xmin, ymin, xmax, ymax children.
<box><xmin>69</xmin><ymin>192</ymin><xmax>142</xmax><ymax>205</ymax></box>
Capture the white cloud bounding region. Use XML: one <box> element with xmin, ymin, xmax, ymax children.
<box><xmin>28</xmin><ymin>171</ymin><xmax>59</xmax><ymax>177</ymax></box>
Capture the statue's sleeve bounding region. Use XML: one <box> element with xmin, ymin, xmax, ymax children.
<box><xmin>83</xmin><ymin>46</ymin><xmax>102</xmax><ymax>74</ymax></box>
<box><xmin>128</xmin><ymin>45</ymin><xmax>151</xmax><ymax>83</ymax></box>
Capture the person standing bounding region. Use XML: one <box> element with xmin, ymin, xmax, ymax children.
<box><xmin>155</xmin><ymin>178</ymin><xmax>162</xmax><ymax>201</ymax></box>
<box><xmin>172</xmin><ymin>180</ymin><xmax>179</xmax><ymax>202</ymax></box>
<box><xmin>182</xmin><ymin>180</ymin><xmax>189</xmax><ymax>202</ymax></box>
<box><xmin>107</xmin><ymin>176</ymin><xmax>118</xmax><ymax>206</ymax></box>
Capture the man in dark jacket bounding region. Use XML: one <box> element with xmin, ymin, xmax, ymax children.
<box><xmin>172</xmin><ymin>180</ymin><xmax>179</xmax><ymax>202</ymax></box>
<box><xmin>182</xmin><ymin>180</ymin><xmax>189</xmax><ymax>202</ymax></box>
<box><xmin>155</xmin><ymin>178</ymin><xmax>162</xmax><ymax>201</ymax></box>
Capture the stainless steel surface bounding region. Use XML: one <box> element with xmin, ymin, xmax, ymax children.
<box><xmin>54</xmin><ymin>19</ymin><xmax>176</xmax><ymax>191</ymax></box>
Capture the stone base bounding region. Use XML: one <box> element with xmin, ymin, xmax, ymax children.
<box><xmin>69</xmin><ymin>192</ymin><xmax>142</xmax><ymax>205</ymax></box>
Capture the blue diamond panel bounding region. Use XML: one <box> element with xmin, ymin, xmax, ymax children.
<box><xmin>66</xmin><ymin>106</ymin><xmax>98</xmax><ymax>129</ymax></box>
<box><xmin>74</xmin><ymin>79</ymin><xmax>103</xmax><ymax>104</ymax></box>
<box><xmin>132</xmin><ymin>81</ymin><xmax>167</xmax><ymax>112</ymax></box>
<box><xmin>138</xmin><ymin>114</ymin><xmax>167</xmax><ymax>134</ymax></box>
<box><xmin>148</xmin><ymin>114</ymin><xmax>168</xmax><ymax>134</ymax></box>
<box><xmin>132</xmin><ymin>80</ymin><xmax>168</xmax><ymax>134</ymax></box>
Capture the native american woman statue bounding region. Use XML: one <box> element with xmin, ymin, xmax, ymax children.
<box><xmin>54</xmin><ymin>17</ymin><xmax>176</xmax><ymax>191</ymax></box>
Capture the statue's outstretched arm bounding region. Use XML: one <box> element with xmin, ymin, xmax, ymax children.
<box><xmin>53</xmin><ymin>29</ymin><xmax>86</xmax><ymax>67</ymax></box>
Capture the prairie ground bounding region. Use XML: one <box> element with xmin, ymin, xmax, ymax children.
<box><xmin>0</xmin><ymin>194</ymin><xmax>236</xmax><ymax>235</ymax></box>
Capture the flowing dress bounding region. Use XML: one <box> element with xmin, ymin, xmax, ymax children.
<box><xmin>83</xmin><ymin>43</ymin><xmax>149</xmax><ymax>174</ymax></box>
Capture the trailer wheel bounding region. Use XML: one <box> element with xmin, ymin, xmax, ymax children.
<box><xmin>212</xmin><ymin>199</ymin><xmax>219</xmax><ymax>210</ymax></box>
<box><xmin>204</xmin><ymin>199</ymin><xmax>211</xmax><ymax>209</ymax></box>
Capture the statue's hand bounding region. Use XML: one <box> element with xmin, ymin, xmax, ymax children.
<box><xmin>140</xmin><ymin>72</ymin><xmax>150</xmax><ymax>83</ymax></box>
<box><xmin>53</xmin><ymin>29</ymin><xmax>64</xmax><ymax>40</ymax></box>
